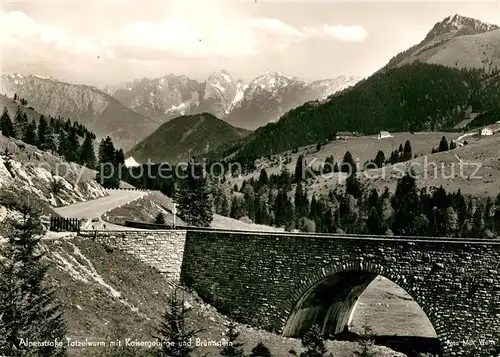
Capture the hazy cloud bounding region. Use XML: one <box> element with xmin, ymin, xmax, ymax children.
<box><xmin>1</xmin><ymin>7</ymin><xmax>367</xmax><ymax>64</ymax></box>
<box><xmin>250</xmin><ymin>18</ymin><xmax>303</xmax><ymax>38</ymax></box>
<box><xmin>309</xmin><ymin>25</ymin><xmax>369</xmax><ymax>42</ymax></box>
<box><xmin>1</xmin><ymin>0</ymin><xmax>499</xmax><ymax>87</ymax></box>
<box><xmin>115</xmin><ymin>18</ymin><xmax>258</xmax><ymax>58</ymax></box>
<box><xmin>250</xmin><ymin>17</ymin><xmax>368</xmax><ymax>43</ymax></box>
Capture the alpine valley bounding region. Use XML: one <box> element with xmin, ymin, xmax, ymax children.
<box><xmin>0</xmin><ymin>71</ymin><xmax>359</xmax><ymax>153</ymax></box>
<box><xmin>2</xmin><ymin>7</ymin><xmax>500</xmax><ymax>357</ymax></box>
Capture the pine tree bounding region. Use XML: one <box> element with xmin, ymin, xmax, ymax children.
<box><xmin>13</xmin><ymin>106</ymin><xmax>27</xmax><ymax>138</ymax></box>
<box><xmin>220</xmin><ymin>195</ymin><xmax>230</xmax><ymax>217</ymax></box>
<box><xmin>258</xmin><ymin>169</ymin><xmax>269</xmax><ymax>187</ymax></box>
<box><xmin>299</xmin><ymin>325</ymin><xmax>328</xmax><ymax>357</ymax></box>
<box><xmin>366</xmin><ymin>189</ymin><xmax>385</xmax><ymax>235</ymax></box>
<box><xmin>391</xmin><ymin>170</ymin><xmax>420</xmax><ymax>235</ymax></box>
<box><xmin>345</xmin><ymin>173</ymin><xmax>362</xmax><ymax>199</ymax></box>
<box><xmin>154</xmin><ymin>213</ymin><xmax>166</xmax><ymax>224</ymax></box>
<box><xmin>323</xmin><ymin>155</ymin><xmax>335</xmax><ymax>174</ymax></box>
<box><xmin>115</xmin><ymin>149</ymin><xmax>125</xmax><ymax>165</ymax></box>
<box><xmin>154</xmin><ymin>288</ymin><xmax>201</xmax><ymax>357</ymax></box>
<box><xmin>230</xmin><ymin>196</ymin><xmax>246</xmax><ymax>219</ymax></box>
<box><xmin>250</xmin><ymin>341</ymin><xmax>273</xmax><ymax>357</ymax></box>
<box><xmin>493</xmin><ymin>194</ymin><xmax>500</xmax><ymax>233</ymax></box>
<box><xmin>44</xmin><ymin>123</ymin><xmax>58</xmax><ymax>154</ymax></box>
<box><xmin>438</xmin><ymin>136</ymin><xmax>449</xmax><ymax>152</ymax></box>
<box><xmin>0</xmin><ymin>107</ymin><xmax>16</xmax><ymax>138</ymax></box>
<box><xmin>37</xmin><ymin>114</ymin><xmax>48</xmax><ymax>149</ymax></box>
<box><xmin>471</xmin><ymin>203</ymin><xmax>485</xmax><ymax>238</ymax></box>
<box><xmin>95</xmin><ymin>136</ymin><xmax>120</xmax><ymax>188</ymax></box>
<box><xmin>221</xmin><ymin>320</ymin><xmax>244</xmax><ymax>357</ymax></box>
<box><xmin>79</xmin><ymin>133</ymin><xmax>97</xmax><ymax>169</ymax></box>
<box><xmin>22</xmin><ymin>119</ymin><xmax>38</xmax><ymax>145</ymax></box>
<box><xmin>274</xmin><ymin>189</ymin><xmax>294</xmax><ymax>228</ymax></box>
<box><xmin>353</xmin><ymin>325</ymin><xmax>376</xmax><ymax>357</ymax></box>
<box><xmin>0</xmin><ymin>203</ymin><xmax>67</xmax><ymax>357</ymax></box>
<box><xmin>65</xmin><ymin>128</ymin><xmax>80</xmax><ymax>163</ymax></box>
<box><xmin>294</xmin><ymin>182</ymin><xmax>309</xmax><ymax>219</ymax></box>
<box><xmin>175</xmin><ymin>159</ymin><xmax>213</xmax><ymax>227</ymax></box>
<box><xmin>242</xmin><ymin>184</ymin><xmax>256</xmax><ymax>221</ymax></box>
<box><xmin>294</xmin><ymin>154</ymin><xmax>305</xmax><ymax>182</ymax></box>
<box><xmin>373</xmin><ymin>150</ymin><xmax>385</xmax><ymax>168</ymax></box>
<box><xmin>309</xmin><ymin>195</ymin><xmax>318</xmax><ymax>219</ymax></box>
<box><xmin>341</xmin><ymin>151</ymin><xmax>356</xmax><ymax>174</ymax></box>
<box><xmin>2</xmin><ymin>148</ymin><xmax>15</xmax><ymax>178</ymax></box>
<box><xmin>403</xmin><ymin>140</ymin><xmax>412</xmax><ymax>161</ymax></box>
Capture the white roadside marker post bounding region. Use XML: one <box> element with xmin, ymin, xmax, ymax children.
<box><xmin>173</xmin><ymin>203</ymin><xmax>177</xmax><ymax>229</ymax></box>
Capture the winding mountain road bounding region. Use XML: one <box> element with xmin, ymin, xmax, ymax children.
<box><xmin>54</xmin><ymin>189</ymin><xmax>147</xmax><ymax>230</ymax></box>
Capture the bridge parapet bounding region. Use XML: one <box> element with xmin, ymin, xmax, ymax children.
<box><xmin>180</xmin><ymin>229</ymin><xmax>500</xmax><ymax>357</ymax></box>
<box><xmin>79</xmin><ymin>229</ymin><xmax>187</xmax><ymax>281</ymax></box>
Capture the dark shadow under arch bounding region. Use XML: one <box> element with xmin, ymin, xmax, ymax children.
<box><xmin>278</xmin><ymin>261</ymin><xmax>444</xmax><ymax>356</ymax></box>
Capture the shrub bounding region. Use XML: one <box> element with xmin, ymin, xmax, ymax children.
<box><xmin>49</xmin><ymin>178</ymin><xmax>65</xmax><ymax>195</ymax></box>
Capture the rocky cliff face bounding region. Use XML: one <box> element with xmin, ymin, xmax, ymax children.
<box><xmin>224</xmin><ymin>72</ymin><xmax>360</xmax><ymax>129</ymax></box>
<box><xmin>383</xmin><ymin>14</ymin><xmax>500</xmax><ymax>71</ymax></box>
<box><xmin>0</xmin><ymin>74</ymin><xmax>158</xmax><ymax>151</ymax></box>
<box><xmin>105</xmin><ymin>74</ymin><xmax>201</xmax><ymax>123</ymax></box>
<box><xmin>0</xmin><ymin>135</ymin><xmax>107</xmax><ymax>208</ymax></box>
<box><xmin>106</xmin><ymin>71</ymin><xmax>360</xmax><ymax>130</ymax></box>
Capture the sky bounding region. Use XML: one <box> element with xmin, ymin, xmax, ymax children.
<box><xmin>1</xmin><ymin>0</ymin><xmax>499</xmax><ymax>87</ymax></box>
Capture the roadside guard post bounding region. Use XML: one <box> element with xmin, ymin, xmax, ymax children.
<box><xmin>173</xmin><ymin>202</ymin><xmax>177</xmax><ymax>229</ymax></box>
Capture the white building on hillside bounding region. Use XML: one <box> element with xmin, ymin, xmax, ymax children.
<box><xmin>480</xmin><ymin>127</ymin><xmax>493</xmax><ymax>136</ymax></box>
<box><xmin>378</xmin><ymin>131</ymin><xmax>392</xmax><ymax>139</ymax></box>
<box><xmin>124</xmin><ymin>157</ymin><xmax>141</xmax><ymax>167</ymax></box>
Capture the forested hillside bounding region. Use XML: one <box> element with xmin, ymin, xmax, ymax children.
<box><xmin>228</xmin><ymin>63</ymin><xmax>500</xmax><ymax>166</ymax></box>
<box><xmin>127</xmin><ymin>113</ymin><xmax>250</xmax><ymax>163</ymax></box>
<box><xmin>0</xmin><ymin>94</ymin><xmax>98</xmax><ymax>169</ymax></box>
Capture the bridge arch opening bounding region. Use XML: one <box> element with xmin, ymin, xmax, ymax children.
<box><xmin>282</xmin><ymin>270</ymin><xmax>441</xmax><ymax>355</ymax></box>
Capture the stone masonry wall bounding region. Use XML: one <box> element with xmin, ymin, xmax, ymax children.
<box><xmin>79</xmin><ymin>230</ymin><xmax>187</xmax><ymax>281</ymax></box>
<box><xmin>181</xmin><ymin>230</ymin><xmax>500</xmax><ymax>357</ymax></box>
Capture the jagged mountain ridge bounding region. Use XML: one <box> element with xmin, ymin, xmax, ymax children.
<box><xmin>0</xmin><ymin>74</ymin><xmax>159</xmax><ymax>151</ymax></box>
<box><xmin>105</xmin><ymin>71</ymin><xmax>360</xmax><ymax>130</ymax></box>
<box><xmin>226</xmin><ymin>73</ymin><xmax>361</xmax><ymax>129</ymax></box>
<box><xmin>383</xmin><ymin>14</ymin><xmax>500</xmax><ymax>71</ymax></box>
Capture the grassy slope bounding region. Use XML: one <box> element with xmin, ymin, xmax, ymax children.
<box><xmin>402</xmin><ymin>29</ymin><xmax>500</xmax><ymax>72</ymax></box>
<box><xmin>226</xmin><ymin>128</ymin><xmax>500</xmax><ymax>198</ymax></box>
<box><xmin>126</xmin><ymin>113</ymin><xmax>250</xmax><ymax>164</ymax></box>
<box><xmin>44</xmin><ymin>237</ymin><xmax>433</xmax><ymax>357</ymax></box>
<box><xmin>0</xmin><ymin>94</ymin><xmax>44</xmax><ymax>120</ymax></box>
<box><xmin>105</xmin><ymin>191</ymin><xmax>285</xmax><ymax>232</ymax></box>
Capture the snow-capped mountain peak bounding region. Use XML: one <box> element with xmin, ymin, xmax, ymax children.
<box><xmin>226</xmin><ymin>80</ymin><xmax>248</xmax><ymax>115</ymax></box>
<box><xmin>226</xmin><ymin>74</ymin><xmax>360</xmax><ymax>129</ymax></box>
<box><xmin>249</xmin><ymin>72</ymin><xmax>299</xmax><ymax>93</ymax></box>
<box><xmin>104</xmin><ymin>71</ymin><xmax>359</xmax><ymax>130</ymax></box>
<box><xmin>1</xmin><ymin>73</ymin><xmax>60</xmax><ymax>87</ymax></box>
<box><xmin>219</xmin><ymin>69</ymin><xmax>233</xmax><ymax>83</ymax></box>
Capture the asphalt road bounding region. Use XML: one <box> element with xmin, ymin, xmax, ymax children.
<box><xmin>54</xmin><ymin>189</ymin><xmax>147</xmax><ymax>230</ymax></box>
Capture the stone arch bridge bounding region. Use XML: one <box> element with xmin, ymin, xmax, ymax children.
<box><xmin>81</xmin><ymin>228</ymin><xmax>500</xmax><ymax>357</ymax></box>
